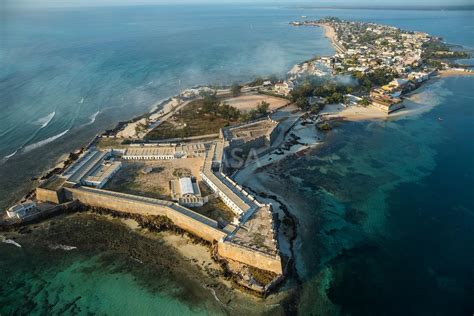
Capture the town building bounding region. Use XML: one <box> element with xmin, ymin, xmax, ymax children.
<box><xmin>274</xmin><ymin>81</ymin><xmax>293</xmax><ymax>96</ymax></box>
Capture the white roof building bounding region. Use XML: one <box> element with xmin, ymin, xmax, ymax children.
<box><xmin>179</xmin><ymin>177</ymin><xmax>195</xmax><ymax>196</ymax></box>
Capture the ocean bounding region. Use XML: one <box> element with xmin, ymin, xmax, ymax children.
<box><xmin>1</xmin><ymin>4</ymin><xmax>473</xmax><ymax>315</ymax></box>
<box><xmin>0</xmin><ymin>4</ymin><xmax>334</xmax><ymax>209</ymax></box>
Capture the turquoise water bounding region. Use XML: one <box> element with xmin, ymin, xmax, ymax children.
<box><xmin>1</xmin><ymin>5</ymin><xmax>474</xmax><ymax>315</ymax></box>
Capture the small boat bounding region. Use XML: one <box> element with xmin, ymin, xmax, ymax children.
<box><xmin>301</xmin><ymin>15</ymin><xmax>307</xmax><ymax>18</ymax></box>
<box><xmin>438</xmin><ymin>117</ymin><xmax>443</xmax><ymax>121</ymax></box>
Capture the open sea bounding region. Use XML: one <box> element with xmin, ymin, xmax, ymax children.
<box><xmin>1</xmin><ymin>4</ymin><xmax>473</xmax><ymax>315</ymax></box>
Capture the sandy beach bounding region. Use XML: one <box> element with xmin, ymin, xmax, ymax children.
<box><xmin>320</xmin><ymin>103</ymin><xmax>387</xmax><ymax>121</ymax></box>
<box><xmin>438</xmin><ymin>69</ymin><xmax>474</xmax><ymax>77</ymax></box>
<box><xmin>315</xmin><ymin>23</ymin><xmax>343</xmax><ymax>53</ymax></box>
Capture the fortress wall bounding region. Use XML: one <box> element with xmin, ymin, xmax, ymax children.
<box><xmin>36</xmin><ymin>187</ymin><xmax>64</xmax><ymax>204</ymax></box>
<box><xmin>64</xmin><ymin>188</ymin><xmax>226</xmax><ymax>242</ymax></box>
<box><xmin>217</xmin><ymin>240</ymin><xmax>283</xmax><ymax>275</ymax></box>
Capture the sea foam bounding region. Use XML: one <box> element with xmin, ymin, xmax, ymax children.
<box><xmin>23</xmin><ymin>129</ymin><xmax>69</xmax><ymax>153</ymax></box>
<box><xmin>36</xmin><ymin>111</ymin><xmax>56</xmax><ymax>128</ymax></box>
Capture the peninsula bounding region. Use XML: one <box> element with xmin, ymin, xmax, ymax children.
<box><xmin>2</xmin><ymin>17</ymin><xmax>472</xmax><ymax>299</ymax></box>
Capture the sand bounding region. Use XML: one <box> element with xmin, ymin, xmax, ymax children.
<box><xmin>319</xmin><ymin>96</ymin><xmax>443</xmax><ymax>122</ymax></box>
<box><xmin>316</xmin><ymin>23</ymin><xmax>339</xmax><ymax>50</ymax></box>
<box><xmin>161</xmin><ymin>232</ymin><xmax>223</xmax><ymax>272</ymax></box>
<box><xmin>149</xmin><ymin>98</ymin><xmax>180</xmax><ymax>121</ymax></box>
<box><xmin>320</xmin><ymin>103</ymin><xmax>387</xmax><ymax>121</ymax></box>
<box><xmin>223</xmin><ymin>93</ymin><xmax>289</xmax><ymax>111</ymax></box>
<box><xmin>116</xmin><ymin>118</ymin><xmax>148</xmax><ymax>139</ymax></box>
<box><xmin>105</xmin><ymin>158</ymin><xmax>204</xmax><ymax>198</ymax></box>
<box><xmin>438</xmin><ymin>69</ymin><xmax>474</xmax><ymax>78</ymax></box>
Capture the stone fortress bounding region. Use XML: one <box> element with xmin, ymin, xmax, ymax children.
<box><xmin>35</xmin><ymin>116</ymin><xmax>285</xmax><ymax>293</ymax></box>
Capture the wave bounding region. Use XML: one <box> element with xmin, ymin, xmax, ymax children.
<box><xmin>36</xmin><ymin>111</ymin><xmax>56</xmax><ymax>128</ymax></box>
<box><xmin>86</xmin><ymin>111</ymin><xmax>100</xmax><ymax>125</ymax></box>
<box><xmin>22</xmin><ymin>129</ymin><xmax>69</xmax><ymax>154</ymax></box>
<box><xmin>1</xmin><ymin>238</ymin><xmax>22</xmax><ymax>248</ymax></box>
<box><xmin>48</xmin><ymin>244</ymin><xmax>77</xmax><ymax>251</ymax></box>
<box><xmin>3</xmin><ymin>149</ymin><xmax>18</xmax><ymax>160</ymax></box>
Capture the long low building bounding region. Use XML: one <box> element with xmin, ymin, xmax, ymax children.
<box><xmin>82</xmin><ymin>161</ymin><xmax>122</xmax><ymax>188</ymax></box>
<box><xmin>200</xmin><ymin>142</ymin><xmax>256</xmax><ymax>216</ymax></box>
<box><xmin>122</xmin><ymin>143</ymin><xmax>206</xmax><ymax>160</ymax></box>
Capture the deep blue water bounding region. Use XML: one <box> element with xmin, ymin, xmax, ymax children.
<box><xmin>1</xmin><ymin>4</ymin><xmax>473</xmax><ymax>315</ymax></box>
<box><xmin>285</xmin><ymin>77</ymin><xmax>474</xmax><ymax>315</ymax></box>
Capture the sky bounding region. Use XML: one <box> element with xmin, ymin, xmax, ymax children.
<box><xmin>5</xmin><ymin>0</ymin><xmax>473</xmax><ymax>8</ymax></box>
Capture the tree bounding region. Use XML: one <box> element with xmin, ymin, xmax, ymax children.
<box><xmin>239</xmin><ymin>111</ymin><xmax>252</xmax><ymax>122</ymax></box>
<box><xmin>256</xmin><ymin>101</ymin><xmax>270</xmax><ymax>115</ymax></box>
<box><xmin>296</xmin><ymin>97</ymin><xmax>309</xmax><ymax>110</ymax></box>
<box><xmin>326</xmin><ymin>92</ymin><xmax>343</xmax><ymax>104</ymax></box>
<box><xmin>290</xmin><ymin>80</ymin><xmax>313</xmax><ymax>102</ymax></box>
<box><xmin>358</xmin><ymin>97</ymin><xmax>370</xmax><ymax>106</ymax></box>
<box><xmin>231</xmin><ymin>83</ymin><xmax>242</xmax><ymax>97</ymax></box>
<box><xmin>310</xmin><ymin>104</ymin><xmax>321</xmax><ymax>114</ymax></box>
<box><xmin>202</xmin><ymin>92</ymin><xmax>220</xmax><ymax>115</ymax></box>
<box><xmin>219</xmin><ymin>102</ymin><xmax>241</xmax><ymax>121</ymax></box>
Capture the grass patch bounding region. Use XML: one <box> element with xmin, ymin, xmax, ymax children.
<box><xmin>172</xmin><ymin>168</ymin><xmax>192</xmax><ymax>178</ymax></box>
<box><xmin>96</xmin><ymin>137</ymin><xmax>128</xmax><ymax>149</ymax></box>
<box><xmin>103</xmin><ymin>164</ymin><xmax>168</xmax><ymax>200</ymax></box>
<box><xmin>192</xmin><ymin>197</ymin><xmax>235</xmax><ymax>224</ymax></box>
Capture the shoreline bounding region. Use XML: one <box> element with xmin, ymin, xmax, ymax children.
<box><xmin>3</xmin><ymin>16</ymin><xmax>474</xmax><ymax>313</ymax></box>
<box><xmin>437</xmin><ymin>69</ymin><xmax>474</xmax><ymax>77</ymax></box>
<box><xmin>315</xmin><ymin>22</ymin><xmax>344</xmax><ymax>53</ymax></box>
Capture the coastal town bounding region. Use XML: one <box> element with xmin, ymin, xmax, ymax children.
<box><xmin>2</xmin><ymin>16</ymin><xmax>472</xmax><ymax>298</ymax></box>
<box><xmin>290</xmin><ymin>17</ymin><xmax>472</xmax><ymax>113</ymax></box>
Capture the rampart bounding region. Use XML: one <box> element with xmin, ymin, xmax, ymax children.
<box><xmin>36</xmin><ymin>187</ymin><xmax>65</xmax><ymax>204</ymax></box>
<box><xmin>217</xmin><ymin>240</ymin><xmax>283</xmax><ymax>275</ymax></box>
<box><xmin>64</xmin><ymin>187</ymin><xmax>226</xmax><ymax>242</ymax></box>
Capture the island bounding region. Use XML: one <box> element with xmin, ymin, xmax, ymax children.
<box><xmin>2</xmin><ymin>17</ymin><xmax>472</xmax><ymax>299</ymax></box>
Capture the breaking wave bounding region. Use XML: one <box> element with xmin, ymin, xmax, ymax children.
<box><xmin>86</xmin><ymin>111</ymin><xmax>100</xmax><ymax>125</ymax></box>
<box><xmin>48</xmin><ymin>244</ymin><xmax>77</xmax><ymax>251</ymax></box>
<box><xmin>36</xmin><ymin>111</ymin><xmax>56</xmax><ymax>128</ymax></box>
<box><xmin>23</xmin><ymin>129</ymin><xmax>69</xmax><ymax>153</ymax></box>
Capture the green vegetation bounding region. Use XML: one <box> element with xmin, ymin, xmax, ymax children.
<box><xmin>239</xmin><ymin>101</ymin><xmax>270</xmax><ymax>122</ymax></box>
<box><xmin>358</xmin><ymin>97</ymin><xmax>371</xmax><ymax>106</ymax></box>
<box><xmin>290</xmin><ymin>79</ymin><xmax>355</xmax><ymax>110</ymax></box>
<box><xmin>146</xmin><ymin>95</ymin><xmax>234</xmax><ymax>140</ymax></box>
<box><xmin>96</xmin><ymin>137</ymin><xmax>128</xmax><ymax>149</ymax></box>
<box><xmin>192</xmin><ymin>197</ymin><xmax>235</xmax><ymax>223</ymax></box>
<box><xmin>172</xmin><ymin>168</ymin><xmax>192</xmax><ymax>178</ymax></box>
<box><xmin>103</xmin><ymin>164</ymin><xmax>167</xmax><ymax>199</ymax></box>
<box><xmin>146</xmin><ymin>91</ymin><xmax>273</xmax><ymax>140</ymax></box>
<box><xmin>352</xmin><ymin>68</ymin><xmax>397</xmax><ymax>90</ymax></box>
<box><xmin>422</xmin><ymin>40</ymin><xmax>469</xmax><ymax>59</ymax></box>
<box><xmin>248</xmin><ymin>266</ymin><xmax>277</xmax><ymax>286</ymax></box>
